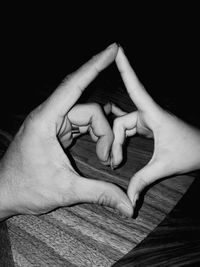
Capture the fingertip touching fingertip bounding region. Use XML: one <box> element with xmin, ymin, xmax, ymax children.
<box><xmin>106</xmin><ymin>42</ymin><xmax>118</xmax><ymax>51</ymax></box>
<box><xmin>110</xmin><ymin>42</ymin><xmax>117</xmax><ymax>47</ymax></box>
<box><xmin>115</xmin><ymin>45</ymin><xmax>126</xmax><ymax>62</ymax></box>
<box><xmin>118</xmin><ymin>44</ymin><xmax>124</xmax><ymax>51</ymax></box>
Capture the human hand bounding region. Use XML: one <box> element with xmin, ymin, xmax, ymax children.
<box><xmin>111</xmin><ymin>46</ymin><xmax>200</xmax><ymax>210</ymax></box>
<box><xmin>0</xmin><ymin>44</ymin><xmax>133</xmax><ymax>221</ymax></box>
<box><xmin>58</xmin><ymin>102</ymin><xmax>114</xmax><ymax>165</ymax></box>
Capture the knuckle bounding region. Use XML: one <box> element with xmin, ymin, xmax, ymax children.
<box><xmin>97</xmin><ymin>191</ymin><xmax>110</xmax><ymax>206</ymax></box>
<box><xmin>91</xmin><ymin>54</ymin><xmax>99</xmax><ymax>66</ymax></box>
<box><xmin>62</xmin><ymin>73</ymin><xmax>73</xmax><ymax>84</ymax></box>
<box><xmin>90</xmin><ymin>102</ymin><xmax>102</xmax><ymax>113</ymax></box>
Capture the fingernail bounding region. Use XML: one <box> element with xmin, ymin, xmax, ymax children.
<box><xmin>110</xmin><ymin>153</ymin><xmax>117</xmax><ymax>170</ymax></box>
<box><xmin>107</xmin><ymin>43</ymin><xmax>117</xmax><ymax>49</ymax></box>
<box><xmin>133</xmin><ymin>194</ymin><xmax>139</xmax><ymax>206</ymax></box>
<box><xmin>101</xmin><ymin>155</ymin><xmax>111</xmax><ymax>166</ymax></box>
<box><xmin>117</xmin><ymin>203</ymin><xmax>133</xmax><ymax>218</ymax></box>
<box><xmin>111</xmin><ymin>164</ymin><xmax>117</xmax><ymax>170</ymax></box>
<box><xmin>101</xmin><ymin>160</ymin><xmax>110</xmax><ymax>166</ymax></box>
<box><xmin>129</xmin><ymin>194</ymin><xmax>139</xmax><ymax>206</ymax></box>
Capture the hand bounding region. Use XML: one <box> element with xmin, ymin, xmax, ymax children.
<box><xmin>0</xmin><ymin>43</ymin><xmax>133</xmax><ymax>221</ymax></box>
<box><xmin>59</xmin><ymin>102</ymin><xmax>114</xmax><ymax>165</ymax></box>
<box><xmin>111</xmin><ymin>46</ymin><xmax>200</xmax><ymax>210</ymax></box>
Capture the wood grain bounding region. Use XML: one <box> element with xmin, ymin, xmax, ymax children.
<box><xmin>113</xmin><ymin>177</ymin><xmax>200</xmax><ymax>267</ymax></box>
<box><xmin>0</xmin><ymin>221</ymin><xmax>15</xmax><ymax>267</ymax></box>
<box><xmin>7</xmin><ymin>134</ymin><xmax>194</xmax><ymax>266</ymax></box>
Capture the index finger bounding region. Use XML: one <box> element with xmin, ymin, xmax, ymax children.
<box><xmin>42</xmin><ymin>43</ymin><xmax>118</xmax><ymax>120</ymax></box>
<box><xmin>115</xmin><ymin>46</ymin><xmax>158</xmax><ymax>112</ymax></box>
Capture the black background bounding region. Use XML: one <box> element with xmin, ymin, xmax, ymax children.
<box><xmin>1</xmin><ymin>4</ymin><xmax>199</xmax><ymax>131</ymax></box>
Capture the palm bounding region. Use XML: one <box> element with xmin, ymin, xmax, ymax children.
<box><xmin>1</xmin><ymin>123</ymin><xmax>76</xmax><ymax>215</ymax></box>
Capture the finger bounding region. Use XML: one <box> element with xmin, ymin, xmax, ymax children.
<box><xmin>75</xmin><ymin>177</ymin><xmax>133</xmax><ymax>217</ymax></box>
<box><xmin>88</xmin><ymin>127</ymin><xmax>98</xmax><ymax>142</ymax></box>
<box><xmin>68</xmin><ymin>103</ymin><xmax>114</xmax><ymax>163</ymax></box>
<box><xmin>127</xmin><ymin>160</ymin><xmax>165</xmax><ymax>212</ymax></box>
<box><xmin>112</xmin><ymin>112</ymin><xmax>138</xmax><ymax>167</ymax></box>
<box><xmin>71</xmin><ymin>124</ymin><xmax>99</xmax><ymax>142</ymax></box>
<box><xmin>103</xmin><ymin>102</ymin><xmax>112</xmax><ymax>115</ymax></box>
<box><xmin>111</xmin><ymin>103</ymin><xmax>127</xmax><ymax>116</ymax></box>
<box><xmin>115</xmin><ymin>47</ymin><xmax>159</xmax><ymax>112</ymax></box>
<box><xmin>87</xmin><ymin>102</ymin><xmax>111</xmax><ymax>143</ymax></box>
<box><xmin>103</xmin><ymin>102</ymin><xmax>127</xmax><ymax>117</ymax></box>
<box><xmin>43</xmin><ymin>43</ymin><xmax>118</xmax><ymax>120</ymax></box>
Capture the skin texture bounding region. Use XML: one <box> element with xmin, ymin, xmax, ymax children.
<box><xmin>1</xmin><ymin>44</ymin><xmax>200</xmax><ymax>221</ymax></box>
<box><xmin>0</xmin><ymin>43</ymin><xmax>133</xmax><ymax>221</ymax></box>
<box><xmin>111</xmin><ymin>47</ymin><xmax>200</xmax><ymax>213</ymax></box>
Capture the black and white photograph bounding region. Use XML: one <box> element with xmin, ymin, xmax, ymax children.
<box><xmin>1</xmin><ymin>5</ymin><xmax>200</xmax><ymax>266</ymax></box>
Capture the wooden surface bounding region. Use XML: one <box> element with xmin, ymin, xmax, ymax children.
<box><xmin>4</xmin><ymin>134</ymin><xmax>194</xmax><ymax>266</ymax></box>
<box><xmin>113</xmin><ymin>177</ymin><xmax>200</xmax><ymax>267</ymax></box>
<box><xmin>0</xmin><ymin>83</ymin><xmax>198</xmax><ymax>266</ymax></box>
<box><xmin>0</xmin><ymin>221</ymin><xmax>15</xmax><ymax>266</ymax></box>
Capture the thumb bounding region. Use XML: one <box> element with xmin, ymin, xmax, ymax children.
<box><xmin>127</xmin><ymin>160</ymin><xmax>164</xmax><ymax>210</ymax></box>
<box><xmin>75</xmin><ymin>177</ymin><xmax>133</xmax><ymax>217</ymax></box>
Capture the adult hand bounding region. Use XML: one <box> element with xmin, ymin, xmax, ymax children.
<box><xmin>112</xmin><ymin>46</ymin><xmax>200</xmax><ymax>211</ymax></box>
<box><xmin>0</xmin><ymin>44</ymin><xmax>133</xmax><ymax>221</ymax></box>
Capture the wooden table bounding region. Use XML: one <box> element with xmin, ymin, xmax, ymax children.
<box><xmin>0</xmin><ymin>80</ymin><xmax>199</xmax><ymax>266</ymax></box>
